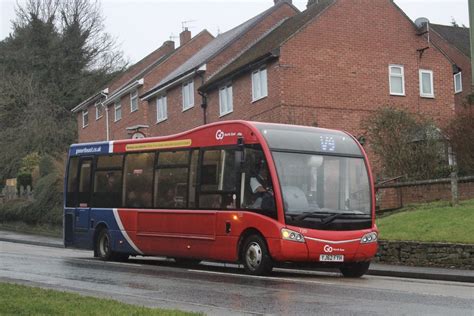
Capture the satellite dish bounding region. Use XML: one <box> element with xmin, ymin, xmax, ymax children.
<box><xmin>415</xmin><ymin>17</ymin><xmax>430</xmax><ymax>28</ymax></box>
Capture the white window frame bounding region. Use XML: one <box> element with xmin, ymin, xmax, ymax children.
<box><xmin>219</xmin><ymin>84</ymin><xmax>233</xmax><ymax>117</ymax></box>
<box><xmin>182</xmin><ymin>80</ymin><xmax>194</xmax><ymax>111</ymax></box>
<box><xmin>454</xmin><ymin>72</ymin><xmax>462</xmax><ymax>94</ymax></box>
<box><xmin>82</xmin><ymin>110</ymin><xmax>89</xmax><ymax>128</ymax></box>
<box><xmin>419</xmin><ymin>69</ymin><xmax>434</xmax><ymax>98</ymax></box>
<box><xmin>130</xmin><ymin>89</ymin><xmax>138</xmax><ymax>112</ymax></box>
<box><xmin>251</xmin><ymin>67</ymin><xmax>268</xmax><ymax>102</ymax></box>
<box><xmin>156</xmin><ymin>95</ymin><xmax>167</xmax><ymax>123</ymax></box>
<box><xmin>95</xmin><ymin>101</ymin><xmax>103</xmax><ymax>120</ymax></box>
<box><xmin>389</xmin><ymin>65</ymin><xmax>405</xmax><ymax>96</ymax></box>
<box><xmin>114</xmin><ymin>101</ymin><xmax>122</xmax><ymax>122</ymax></box>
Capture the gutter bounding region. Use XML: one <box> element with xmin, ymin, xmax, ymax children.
<box><xmin>104</xmin><ymin>78</ymin><xmax>144</xmax><ymax>106</ymax></box>
<box><xmin>141</xmin><ymin>64</ymin><xmax>207</xmax><ymax>101</ymax></box>
<box><xmin>199</xmin><ymin>49</ymin><xmax>280</xmax><ymax>93</ymax></box>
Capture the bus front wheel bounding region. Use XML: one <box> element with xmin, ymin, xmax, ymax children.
<box><xmin>242</xmin><ymin>235</ymin><xmax>273</xmax><ymax>275</ymax></box>
<box><xmin>339</xmin><ymin>261</ymin><xmax>370</xmax><ymax>278</ymax></box>
<box><xmin>96</xmin><ymin>228</ymin><xmax>128</xmax><ymax>261</ymax></box>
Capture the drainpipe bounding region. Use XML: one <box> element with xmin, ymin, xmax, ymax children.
<box><xmin>469</xmin><ymin>0</ymin><xmax>474</xmax><ymax>91</ymax></box>
<box><xmin>100</xmin><ymin>92</ymin><xmax>109</xmax><ymax>141</ymax></box>
<box><xmin>198</xmin><ymin>73</ymin><xmax>207</xmax><ymax>125</ymax></box>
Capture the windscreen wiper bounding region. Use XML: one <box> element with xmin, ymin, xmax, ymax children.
<box><xmin>294</xmin><ymin>211</ymin><xmax>329</xmax><ymax>221</ymax></box>
<box><xmin>321</xmin><ymin>212</ymin><xmax>369</xmax><ymax>226</ymax></box>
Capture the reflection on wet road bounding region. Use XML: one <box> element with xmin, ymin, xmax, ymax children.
<box><xmin>1</xmin><ymin>241</ymin><xmax>473</xmax><ymax>315</ymax></box>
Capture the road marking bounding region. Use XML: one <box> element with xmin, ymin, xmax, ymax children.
<box><xmin>187</xmin><ymin>268</ymin><xmax>338</xmax><ymax>286</ymax></box>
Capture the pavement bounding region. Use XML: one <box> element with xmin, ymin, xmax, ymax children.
<box><xmin>1</xmin><ymin>229</ymin><xmax>473</xmax><ymax>283</ymax></box>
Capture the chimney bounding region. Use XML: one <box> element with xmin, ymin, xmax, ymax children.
<box><xmin>274</xmin><ymin>0</ymin><xmax>292</xmax><ymax>5</ymax></box>
<box><xmin>180</xmin><ymin>28</ymin><xmax>191</xmax><ymax>46</ymax></box>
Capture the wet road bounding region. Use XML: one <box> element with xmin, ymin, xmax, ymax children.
<box><xmin>0</xmin><ymin>241</ymin><xmax>473</xmax><ymax>315</ymax></box>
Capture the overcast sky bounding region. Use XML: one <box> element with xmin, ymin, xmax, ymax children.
<box><xmin>0</xmin><ymin>0</ymin><xmax>470</xmax><ymax>64</ymax></box>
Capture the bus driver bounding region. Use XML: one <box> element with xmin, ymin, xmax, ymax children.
<box><xmin>250</xmin><ymin>161</ymin><xmax>274</xmax><ymax>210</ymax></box>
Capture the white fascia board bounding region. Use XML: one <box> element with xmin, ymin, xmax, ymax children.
<box><xmin>141</xmin><ymin>71</ymin><xmax>197</xmax><ymax>101</ymax></box>
<box><xmin>104</xmin><ymin>79</ymin><xmax>144</xmax><ymax>106</ymax></box>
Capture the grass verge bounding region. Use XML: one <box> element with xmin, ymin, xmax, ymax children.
<box><xmin>377</xmin><ymin>199</ymin><xmax>474</xmax><ymax>244</ymax></box>
<box><xmin>0</xmin><ymin>221</ymin><xmax>62</xmax><ymax>237</ymax></box>
<box><xmin>0</xmin><ymin>282</ymin><xmax>202</xmax><ymax>316</ymax></box>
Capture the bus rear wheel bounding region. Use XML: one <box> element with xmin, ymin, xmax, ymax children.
<box><xmin>242</xmin><ymin>235</ymin><xmax>273</xmax><ymax>275</ymax></box>
<box><xmin>339</xmin><ymin>261</ymin><xmax>370</xmax><ymax>278</ymax></box>
<box><xmin>96</xmin><ymin>228</ymin><xmax>128</xmax><ymax>261</ymax></box>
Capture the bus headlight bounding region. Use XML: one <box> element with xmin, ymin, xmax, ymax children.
<box><xmin>281</xmin><ymin>228</ymin><xmax>305</xmax><ymax>243</ymax></box>
<box><xmin>360</xmin><ymin>232</ymin><xmax>378</xmax><ymax>244</ymax></box>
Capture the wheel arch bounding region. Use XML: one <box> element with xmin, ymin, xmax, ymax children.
<box><xmin>93</xmin><ymin>222</ymin><xmax>109</xmax><ymax>257</ymax></box>
<box><xmin>237</xmin><ymin>227</ymin><xmax>269</xmax><ymax>263</ymax></box>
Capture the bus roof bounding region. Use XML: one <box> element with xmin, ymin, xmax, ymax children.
<box><xmin>69</xmin><ymin>121</ymin><xmax>363</xmax><ymax>157</ymax></box>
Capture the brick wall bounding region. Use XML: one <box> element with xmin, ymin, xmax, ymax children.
<box><xmin>205</xmin><ymin>3</ymin><xmax>298</xmax><ymax>78</ymax></box>
<box><xmin>377</xmin><ymin>179</ymin><xmax>474</xmax><ymax>211</ymax></box>
<box><xmin>145</xmin><ymin>4</ymin><xmax>296</xmax><ymax>136</ymax></box>
<box><xmin>278</xmin><ymin>0</ymin><xmax>455</xmax><ymax>137</ymax></box>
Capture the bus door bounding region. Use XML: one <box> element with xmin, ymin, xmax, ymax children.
<box><xmin>75</xmin><ymin>157</ymin><xmax>93</xmax><ymax>233</ymax></box>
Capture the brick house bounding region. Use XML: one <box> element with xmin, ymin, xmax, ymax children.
<box><xmin>73</xmin><ymin>0</ymin><xmax>468</xmax><ymax>149</ymax></box>
<box><xmin>199</xmin><ymin>0</ymin><xmax>460</xmax><ymax>141</ymax></box>
<box><xmin>72</xmin><ymin>30</ymin><xmax>214</xmax><ymax>142</ymax></box>
<box><xmin>140</xmin><ymin>1</ymin><xmax>298</xmax><ymax>136</ymax></box>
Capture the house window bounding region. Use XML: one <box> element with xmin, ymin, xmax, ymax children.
<box><xmin>95</xmin><ymin>101</ymin><xmax>103</xmax><ymax>120</ymax></box>
<box><xmin>389</xmin><ymin>65</ymin><xmax>405</xmax><ymax>96</ymax></box>
<box><xmin>130</xmin><ymin>90</ymin><xmax>138</xmax><ymax>112</ymax></box>
<box><xmin>251</xmin><ymin>68</ymin><xmax>268</xmax><ymax>101</ymax></box>
<box><xmin>219</xmin><ymin>84</ymin><xmax>233</xmax><ymax>116</ymax></box>
<box><xmin>182</xmin><ymin>80</ymin><xmax>194</xmax><ymax>111</ymax></box>
<box><xmin>454</xmin><ymin>72</ymin><xmax>462</xmax><ymax>94</ymax></box>
<box><xmin>156</xmin><ymin>95</ymin><xmax>167</xmax><ymax>123</ymax></box>
<box><xmin>82</xmin><ymin>110</ymin><xmax>89</xmax><ymax>128</ymax></box>
<box><xmin>419</xmin><ymin>69</ymin><xmax>434</xmax><ymax>98</ymax></box>
<box><xmin>114</xmin><ymin>101</ymin><xmax>122</xmax><ymax>122</ymax></box>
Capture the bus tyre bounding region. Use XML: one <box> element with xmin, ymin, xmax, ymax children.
<box><xmin>96</xmin><ymin>229</ymin><xmax>112</xmax><ymax>260</ymax></box>
<box><xmin>242</xmin><ymin>235</ymin><xmax>273</xmax><ymax>275</ymax></box>
<box><xmin>339</xmin><ymin>261</ymin><xmax>370</xmax><ymax>278</ymax></box>
<box><xmin>96</xmin><ymin>229</ymin><xmax>128</xmax><ymax>261</ymax></box>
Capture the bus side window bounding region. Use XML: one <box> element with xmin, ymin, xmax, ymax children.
<box><xmin>154</xmin><ymin>150</ymin><xmax>190</xmax><ymax>209</ymax></box>
<box><xmin>199</xmin><ymin>149</ymin><xmax>239</xmax><ymax>209</ymax></box>
<box><xmin>123</xmin><ymin>153</ymin><xmax>154</xmax><ymax>208</ymax></box>
<box><xmin>66</xmin><ymin>157</ymin><xmax>79</xmax><ymax>207</ymax></box>
<box><xmin>92</xmin><ymin>155</ymin><xmax>123</xmax><ymax>208</ymax></box>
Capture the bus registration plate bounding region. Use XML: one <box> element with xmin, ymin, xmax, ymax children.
<box><xmin>319</xmin><ymin>254</ymin><xmax>344</xmax><ymax>262</ymax></box>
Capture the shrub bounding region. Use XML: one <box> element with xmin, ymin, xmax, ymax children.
<box><xmin>445</xmin><ymin>109</ymin><xmax>474</xmax><ymax>175</ymax></box>
<box><xmin>362</xmin><ymin>107</ymin><xmax>448</xmax><ymax>180</ymax></box>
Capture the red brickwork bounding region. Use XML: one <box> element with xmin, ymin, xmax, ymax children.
<box><xmin>378</xmin><ymin>180</ymin><xmax>474</xmax><ymax>211</ymax></box>
<box><xmin>146</xmin><ymin>4</ymin><xmax>297</xmax><ymax>136</ymax></box>
<box><xmin>278</xmin><ymin>0</ymin><xmax>455</xmax><ymax>137</ymax></box>
<box><xmin>78</xmin><ymin>31</ymin><xmax>214</xmax><ymax>142</ymax></box>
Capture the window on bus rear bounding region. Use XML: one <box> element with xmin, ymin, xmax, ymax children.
<box><xmin>66</xmin><ymin>157</ymin><xmax>79</xmax><ymax>207</ymax></box>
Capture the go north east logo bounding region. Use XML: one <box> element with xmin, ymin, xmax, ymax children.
<box><xmin>215</xmin><ymin>129</ymin><xmax>237</xmax><ymax>140</ymax></box>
